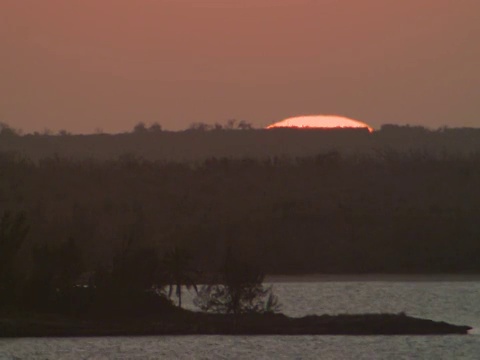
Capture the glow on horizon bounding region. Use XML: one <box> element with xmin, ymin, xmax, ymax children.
<box><xmin>266</xmin><ymin>115</ymin><xmax>374</xmax><ymax>132</ymax></box>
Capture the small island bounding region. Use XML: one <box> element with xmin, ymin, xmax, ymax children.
<box><xmin>0</xmin><ymin>311</ymin><xmax>471</xmax><ymax>337</ymax></box>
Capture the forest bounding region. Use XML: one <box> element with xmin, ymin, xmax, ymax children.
<box><xmin>1</xmin><ymin>124</ymin><xmax>480</xmax><ymax>314</ymax></box>
<box><xmin>2</xmin><ymin>122</ymin><xmax>480</xmax><ymax>161</ymax></box>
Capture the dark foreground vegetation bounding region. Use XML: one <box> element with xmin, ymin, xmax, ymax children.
<box><xmin>0</xmin><ymin>312</ymin><xmax>471</xmax><ymax>337</ymax></box>
<box><xmin>2</xmin><ymin>223</ymin><xmax>468</xmax><ymax>337</ymax></box>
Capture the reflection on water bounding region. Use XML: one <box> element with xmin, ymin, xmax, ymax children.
<box><xmin>2</xmin><ymin>280</ymin><xmax>480</xmax><ymax>359</ymax></box>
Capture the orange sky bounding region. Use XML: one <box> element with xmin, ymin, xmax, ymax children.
<box><xmin>1</xmin><ymin>0</ymin><xmax>479</xmax><ymax>133</ymax></box>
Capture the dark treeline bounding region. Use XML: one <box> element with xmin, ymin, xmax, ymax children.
<box><xmin>0</xmin><ymin>208</ymin><xmax>276</xmax><ymax>316</ymax></box>
<box><xmin>2</xmin><ymin>123</ymin><xmax>480</xmax><ymax>161</ymax></box>
<box><xmin>1</xmin><ymin>147</ymin><xmax>480</xmax><ymax>279</ymax></box>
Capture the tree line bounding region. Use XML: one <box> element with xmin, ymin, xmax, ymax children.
<box><xmin>1</xmin><ymin>149</ymin><xmax>480</xmax><ymax>274</ymax></box>
<box><xmin>0</xmin><ymin>210</ymin><xmax>278</xmax><ymax>316</ymax></box>
<box><xmin>2</xmin><ymin>124</ymin><xmax>480</xmax><ymax>162</ymax></box>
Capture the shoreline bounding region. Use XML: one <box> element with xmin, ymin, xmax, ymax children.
<box><xmin>265</xmin><ymin>274</ymin><xmax>480</xmax><ymax>283</ymax></box>
<box><xmin>0</xmin><ymin>312</ymin><xmax>472</xmax><ymax>338</ymax></box>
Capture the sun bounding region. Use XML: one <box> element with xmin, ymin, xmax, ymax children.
<box><xmin>266</xmin><ymin>115</ymin><xmax>374</xmax><ymax>132</ymax></box>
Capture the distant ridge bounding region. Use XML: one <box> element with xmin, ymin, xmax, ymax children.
<box><xmin>2</xmin><ymin>126</ymin><xmax>480</xmax><ymax>162</ymax></box>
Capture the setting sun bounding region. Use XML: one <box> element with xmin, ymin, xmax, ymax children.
<box><xmin>267</xmin><ymin>115</ymin><xmax>374</xmax><ymax>132</ymax></box>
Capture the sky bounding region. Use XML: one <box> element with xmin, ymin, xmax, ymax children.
<box><xmin>1</xmin><ymin>0</ymin><xmax>479</xmax><ymax>133</ymax></box>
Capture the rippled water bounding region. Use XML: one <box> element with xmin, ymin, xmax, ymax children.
<box><xmin>2</xmin><ymin>279</ymin><xmax>480</xmax><ymax>359</ymax></box>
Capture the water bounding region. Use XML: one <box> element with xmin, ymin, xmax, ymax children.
<box><xmin>2</xmin><ymin>279</ymin><xmax>480</xmax><ymax>359</ymax></box>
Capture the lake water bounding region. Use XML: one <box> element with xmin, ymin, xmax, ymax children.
<box><xmin>2</xmin><ymin>278</ymin><xmax>480</xmax><ymax>359</ymax></box>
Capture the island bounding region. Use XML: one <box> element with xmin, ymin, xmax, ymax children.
<box><xmin>0</xmin><ymin>311</ymin><xmax>471</xmax><ymax>337</ymax></box>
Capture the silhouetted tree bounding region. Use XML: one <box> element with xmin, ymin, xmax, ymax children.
<box><xmin>162</xmin><ymin>246</ymin><xmax>198</xmax><ymax>308</ymax></box>
<box><xmin>0</xmin><ymin>123</ymin><xmax>19</xmax><ymax>137</ymax></box>
<box><xmin>225</xmin><ymin>119</ymin><xmax>237</xmax><ymax>129</ymax></box>
<box><xmin>194</xmin><ymin>247</ymin><xmax>280</xmax><ymax>314</ymax></box>
<box><xmin>58</xmin><ymin>129</ymin><xmax>71</xmax><ymax>136</ymax></box>
<box><xmin>26</xmin><ymin>238</ymin><xmax>84</xmax><ymax>312</ymax></box>
<box><xmin>89</xmin><ymin>244</ymin><xmax>171</xmax><ymax>317</ymax></box>
<box><xmin>110</xmin><ymin>246</ymin><xmax>161</xmax><ymax>293</ymax></box>
<box><xmin>133</xmin><ymin>122</ymin><xmax>148</xmax><ymax>133</ymax></box>
<box><xmin>148</xmin><ymin>122</ymin><xmax>162</xmax><ymax>133</ymax></box>
<box><xmin>237</xmin><ymin>120</ymin><xmax>253</xmax><ymax>130</ymax></box>
<box><xmin>0</xmin><ymin>211</ymin><xmax>29</xmax><ymax>298</ymax></box>
<box><xmin>213</xmin><ymin>123</ymin><xmax>224</xmax><ymax>131</ymax></box>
